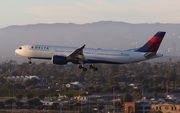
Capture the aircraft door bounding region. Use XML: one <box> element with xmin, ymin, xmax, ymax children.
<box><xmin>50</xmin><ymin>47</ymin><xmax>55</xmax><ymax>55</ymax></box>
<box><xmin>93</xmin><ymin>49</ymin><xmax>98</xmax><ymax>56</ymax></box>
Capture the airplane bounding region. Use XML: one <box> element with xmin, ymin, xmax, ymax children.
<box><xmin>15</xmin><ymin>31</ymin><xmax>166</xmax><ymax>71</ymax></box>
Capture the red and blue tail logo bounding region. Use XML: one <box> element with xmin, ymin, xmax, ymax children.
<box><xmin>136</xmin><ymin>31</ymin><xmax>166</xmax><ymax>52</ymax></box>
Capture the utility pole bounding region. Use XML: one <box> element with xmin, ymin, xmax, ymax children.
<box><xmin>166</xmin><ymin>81</ymin><xmax>168</xmax><ymax>97</ymax></box>
<box><xmin>81</xmin><ymin>101</ymin><xmax>82</xmax><ymax>112</ymax></box>
<box><xmin>166</xmin><ymin>71</ymin><xmax>169</xmax><ymax>97</ymax></box>
<box><xmin>113</xmin><ymin>88</ymin><xmax>115</xmax><ymax>113</ymax></box>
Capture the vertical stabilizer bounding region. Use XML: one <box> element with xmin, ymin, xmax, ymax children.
<box><xmin>136</xmin><ymin>31</ymin><xmax>166</xmax><ymax>52</ymax></box>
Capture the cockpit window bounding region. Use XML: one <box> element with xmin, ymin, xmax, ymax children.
<box><xmin>19</xmin><ymin>47</ymin><xmax>22</xmax><ymax>49</ymax></box>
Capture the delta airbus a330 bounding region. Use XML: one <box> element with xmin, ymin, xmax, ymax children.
<box><xmin>15</xmin><ymin>31</ymin><xmax>166</xmax><ymax>71</ymax></box>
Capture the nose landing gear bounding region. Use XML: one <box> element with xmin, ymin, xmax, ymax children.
<box><xmin>28</xmin><ymin>58</ymin><xmax>32</xmax><ymax>64</ymax></box>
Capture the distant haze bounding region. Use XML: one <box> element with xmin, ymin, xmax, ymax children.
<box><xmin>0</xmin><ymin>21</ymin><xmax>180</xmax><ymax>61</ymax></box>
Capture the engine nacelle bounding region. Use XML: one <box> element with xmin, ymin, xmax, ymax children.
<box><xmin>52</xmin><ymin>55</ymin><xmax>67</xmax><ymax>65</ymax></box>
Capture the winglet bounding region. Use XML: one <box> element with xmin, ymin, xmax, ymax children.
<box><xmin>76</xmin><ymin>44</ymin><xmax>86</xmax><ymax>54</ymax></box>
<box><xmin>80</xmin><ymin>44</ymin><xmax>86</xmax><ymax>50</ymax></box>
<box><xmin>136</xmin><ymin>31</ymin><xmax>166</xmax><ymax>52</ymax></box>
<box><xmin>67</xmin><ymin>44</ymin><xmax>86</xmax><ymax>60</ymax></box>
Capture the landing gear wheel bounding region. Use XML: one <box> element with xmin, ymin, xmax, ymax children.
<box><xmin>79</xmin><ymin>65</ymin><xmax>83</xmax><ymax>69</ymax></box>
<box><xmin>93</xmin><ymin>67</ymin><xmax>98</xmax><ymax>71</ymax></box>
<box><xmin>89</xmin><ymin>64</ymin><xmax>98</xmax><ymax>71</ymax></box>
<box><xmin>83</xmin><ymin>68</ymin><xmax>87</xmax><ymax>71</ymax></box>
<box><xmin>28</xmin><ymin>61</ymin><xmax>32</xmax><ymax>64</ymax></box>
<box><xmin>89</xmin><ymin>65</ymin><xmax>94</xmax><ymax>69</ymax></box>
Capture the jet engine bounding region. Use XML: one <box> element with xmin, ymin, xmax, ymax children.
<box><xmin>52</xmin><ymin>55</ymin><xmax>68</xmax><ymax>65</ymax></box>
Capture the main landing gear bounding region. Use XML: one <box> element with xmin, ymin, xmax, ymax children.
<box><xmin>78</xmin><ymin>64</ymin><xmax>98</xmax><ymax>71</ymax></box>
<box><xmin>78</xmin><ymin>65</ymin><xmax>87</xmax><ymax>71</ymax></box>
<box><xmin>89</xmin><ymin>64</ymin><xmax>98</xmax><ymax>71</ymax></box>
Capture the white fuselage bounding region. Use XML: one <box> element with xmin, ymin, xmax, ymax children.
<box><xmin>15</xmin><ymin>44</ymin><xmax>162</xmax><ymax>64</ymax></box>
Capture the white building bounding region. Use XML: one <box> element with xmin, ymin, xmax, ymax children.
<box><xmin>4</xmin><ymin>75</ymin><xmax>40</xmax><ymax>82</ymax></box>
<box><xmin>66</xmin><ymin>81</ymin><xmax>83</xmax><ymax>89</ymax></box>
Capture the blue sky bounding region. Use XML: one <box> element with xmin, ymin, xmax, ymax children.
<box><xmin>0</xmin><ymin>0</ymin><xmax>180</xmax><ymax>28</ymax></box>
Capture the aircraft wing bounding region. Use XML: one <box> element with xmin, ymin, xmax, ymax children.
<box><xmin>67</xmin><ymin>44</ymin><xmax>87</xmax><ymax>61</ymax></box>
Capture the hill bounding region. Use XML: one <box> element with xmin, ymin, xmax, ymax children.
<box><xmin>0</xmin><ymin>21</ymin><xmax>180</xmax><ymax>62</ymax></box>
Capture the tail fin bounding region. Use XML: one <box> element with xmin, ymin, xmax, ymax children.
<box><xmin>136</xmin><ymin>31</ymin><xmax>166</xmax><ymax>52</ymax></box>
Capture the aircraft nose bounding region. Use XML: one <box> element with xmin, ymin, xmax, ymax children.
<box><xmin>15</xmin><ymin>48</ymin><xmax>22</xmax><ymax>55</ymax></box>
<box><xmin>15</xmin><ymin>49</ymin><xmax>19</xmax><ymax>54</ymax></box>
<box><xmin>15</xmin><ymin>46</ymin><xmax>23</xmax><ymax>55</ymax></box>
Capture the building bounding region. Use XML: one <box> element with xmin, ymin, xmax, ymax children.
<box><xmin>4</xmin><ymin>75</ymin><xmax>40</xmax><ymax>82</ymax></box>
<box><xmin>125</xmin><ymin>102</ymin><xmax>137</xmax><ymax>113</ymax></box>
<box><xmin>125</xmin><ymin>101</ymin><xmax>151</xmax><ymax>113</ymax></box>
<box><xmin>66</xmin><ymin>81</ymin><xmax>83</xmax><ymax>89</ymax></box>
<box><xmin>74</xmin><ymin>95</ymin><xmax>102</xmax><ymax>102</ymax></box>
<box><xmin>151</xmin><ymin>103</ymin><xmax>180</xmax><ymax>113</ymax></box>
<box><xmin>125</xmin><ymin>98</ymin><xmax>180</xmax><ymax>113</ymax></box>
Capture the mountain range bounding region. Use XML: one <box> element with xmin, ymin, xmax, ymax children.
<box><xmin>0</xmin><ymin>21</ymin><xmax>180</xmax><ymax>62</ymax></box>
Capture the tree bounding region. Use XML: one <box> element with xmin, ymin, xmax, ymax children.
<box><xmin>114</xmin><ymin>101</ymin><xmax>123</xmax><ymax>108</ymax></box>
<box><xmin>167</xmin><ymin>67</ymin><xmax>178</xmax><ymax>81</ymax></box>
<box><xmin>4</xmin><ymin>98</ymin><xmax>16</xmax><ymax>105</ymax></box>
<box><xmin>4</xmin><ymin>98</ymin><xmax>16</xmax><ymax>108</ymax></box>
<box><xmin>13</xmin><ymin>83</ymin><xmax>26</xmax><ymax>89</ymax></box>
<box><xmin>153</xmin><ymin>92</ymin><xmax>158</xmax><ymax>100</ymax></box>
<box><xmin>0</xmin><ymin>101</ymin><xmax>4</xmax><ymax>109</ymax></box>
<box><xmin>132</xmin><ymin>90</ymin><xmax>142</xmax><ymax>100</ymax></box>
<box><xmin>10</xmin><ymin>71</ymin><xmax>19</xmax><ymax>76</ymax></box>
<box><xmin>110</xmin><ymin>85</ymin><xmax>121</xmax><ymax>93</ymax></box>
<box><xmin>1</xmin><ymin>81</ymin><xmax>14</xmax><ymax>89</ymax></box>
<box><xmin>54</xmin><ymin>93</ymin><xmax>59</xmax><ymax>99</ymax></box>
<box><xmin>97</xmin><ymin>104</ymin><xmax>105</xmax><ymax>112</ymax></box>
<box><xmin>16</xmin><ymin>101</ymin><xmax>23</xmax><ymax>109</ymax></box>
<box><xmin>107</xmin><ymin>65</ymin><xmax>120</xmax><ymax>75</ymax></box>
<box><xmin>121</xmin><ymin>86</ymin><xmax>133</xmax><ymax>93</ymax></box>
<box><xmin>121</xmin><ymin>94</ymin><xmax>133</xmax><ymax>105</ymax></box>
<box><xmin>66</xmin><ymin>93</ymin><xmax>73</xmax><ymax>98</ymax></box>
<box><xmin>108</xmin><ymin>77</ymin><xmax>119</xmax><ymax>86</ymax></box>
<box><xmin>38</xmin><ymin>94</ymin><xmax>45</xmax><ymax>100</ymax></box>
<box><xmin>23</xmin><ymin>78</ymin><xmax>40</xmax><ymax>87</ymax></box>
<box><xmin>27</xmin><ymin>93</ymin><xmax>34</xmax><ymax>99</ymax></box>
<box><xmin>28</xmin><ymin>98</ymin><xmax>42</xmax><ymax>108</ymax></box>
<box><xmin>51</xmin><ymin>103</ymin><xmax>59</xmax><ymax>110</ymax></box>
<box><xmin>16</xmin><ymin>94</ymin><xmax>23</xmax><ymax>101</ymax></box>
